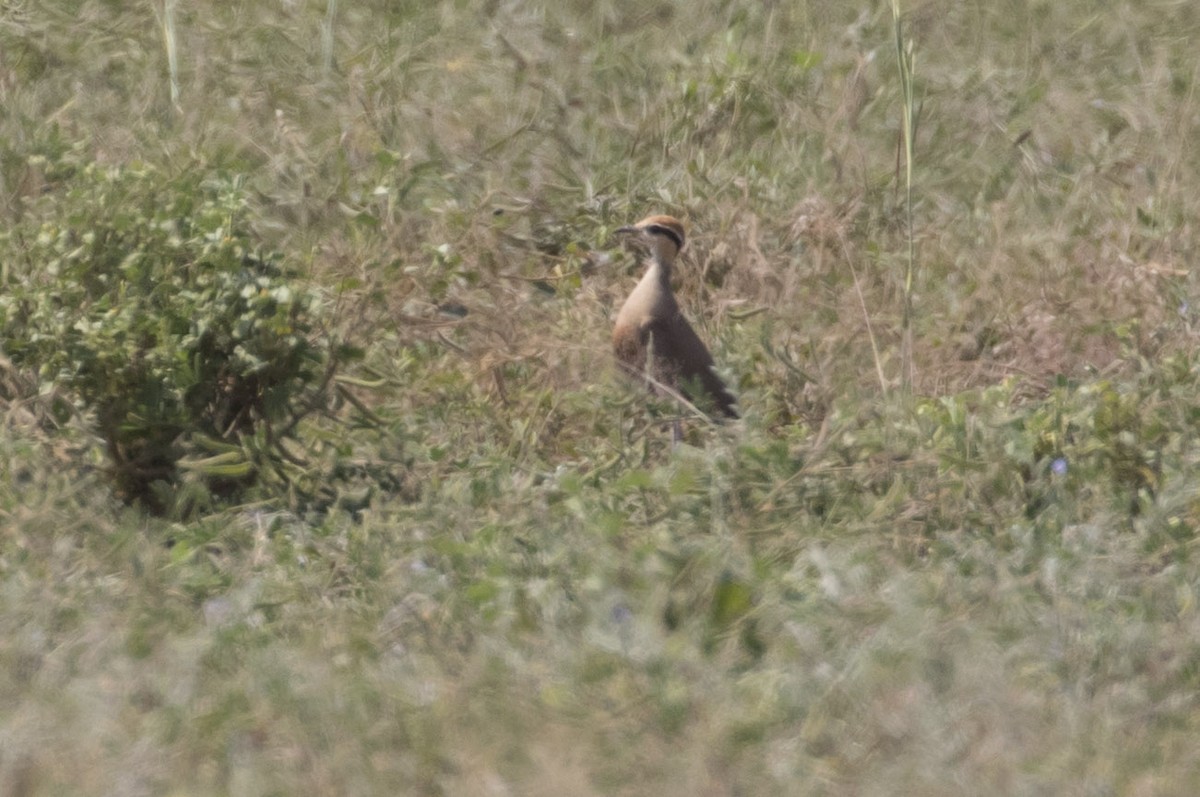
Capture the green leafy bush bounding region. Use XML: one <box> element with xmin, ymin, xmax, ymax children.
<box><xmin>0</xmin><ymin>153</ymin><xmax>331</xmax><ymax>511</ymax></box>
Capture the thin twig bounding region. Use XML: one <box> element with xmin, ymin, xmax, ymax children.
<box><xmin>840</xmin><ymin>233</ymin><xmax>887</xmax><ymax>395</ymax></box>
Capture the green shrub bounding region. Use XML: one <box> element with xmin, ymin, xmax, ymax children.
<box><xmin>0</xmin><ymin>152</ymin><xmax>331</xmax><ymax>511</ymax></box>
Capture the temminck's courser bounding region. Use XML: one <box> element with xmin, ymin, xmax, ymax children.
<box><xmin>612</xmin><ymin>215</ymin><xmax>738</xmax><ymax>420</ymax></box>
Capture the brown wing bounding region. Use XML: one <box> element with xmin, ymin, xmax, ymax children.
<box><xmin>648</xmin><ymin>313</ymin><xmax>739</xmax><ymax>419</ymax></box>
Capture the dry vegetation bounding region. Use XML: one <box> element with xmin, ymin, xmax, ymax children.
<box><xmin>3</xmin><ymin>1</ymin><xmax>1200</xmax><ymax>794</ymax></box>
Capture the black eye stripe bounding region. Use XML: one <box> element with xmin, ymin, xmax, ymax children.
<box><xmin>644</xmin><ymin>224</ymin><xmax>684</xmax><ymax>249</ymax></box>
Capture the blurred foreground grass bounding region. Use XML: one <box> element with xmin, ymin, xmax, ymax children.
<box><xmin>3</xmin><ymin>1</ymin><xmax>1200</xmax><ymax>794</ymax></box>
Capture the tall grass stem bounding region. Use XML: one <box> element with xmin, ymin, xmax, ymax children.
<box><xmin>157</xmin><ymin>0</ymin><xmax>180</xmax><ymax>110</ymax></box>
<box><xmin>322</xmin><ymin>0</ymin><xmax>339</xmax><ymax>75</ymax></box>
<box><xmin>891</xmin><ymin>0</ymin><xmax>917</xmax><ymax>392</ymax></box>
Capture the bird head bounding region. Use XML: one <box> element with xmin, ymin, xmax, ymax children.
<box><xmin>616</xmin><ymin>215</ymin><xmax>686</xmax><ymax>263</ymax></box>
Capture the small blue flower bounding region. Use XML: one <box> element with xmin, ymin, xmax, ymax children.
<box><xmin>1051</xmin><ymin>457</ymin><xmax>1068</xmax><ymax>476</ymax></box>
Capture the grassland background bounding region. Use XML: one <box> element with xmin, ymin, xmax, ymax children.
<box><xmin>4</xmin><ymin>0</ymin><xmax>1200</xmax><ymax>794</ymax></box>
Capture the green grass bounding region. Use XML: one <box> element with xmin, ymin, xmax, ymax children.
<box><xmin>4</xmin><ymin>1</ymin><xmax>1200</xmax><ymax>793</ymax></box>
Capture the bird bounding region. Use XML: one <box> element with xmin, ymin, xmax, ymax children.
<box><xmin>612</xmin><ymin>214</ymin><xmax>739</xmax><ymax>421</ymax></box>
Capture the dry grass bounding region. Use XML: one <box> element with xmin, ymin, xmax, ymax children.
<box><xmin>3</xmin><ymin>0</ymin><xmax>1200</xmax><ymax>794</ymax></box>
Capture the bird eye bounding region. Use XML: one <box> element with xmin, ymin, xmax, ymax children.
<box><xmin>644</xmin><ymin>225</ymin><xmax>683</xmax><ymax>249</ymax></box>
